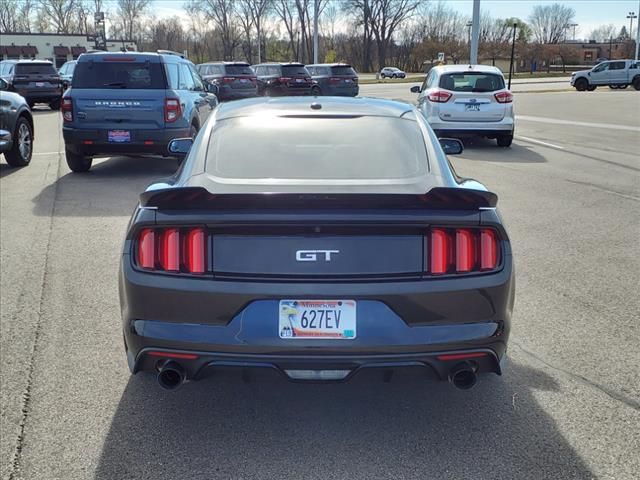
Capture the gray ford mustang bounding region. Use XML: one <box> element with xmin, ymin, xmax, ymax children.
<box><xmin>119</xmin><ymin>97</ymin><xmax>515</xmax><ymax>391</ymax></box>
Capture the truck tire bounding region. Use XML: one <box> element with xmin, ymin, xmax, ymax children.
<box><xmin>633</xmin><ymin>77</ymin><xmax>640</xmax><ymax>90</ymax></box>
<box><xmin>574</xmin><ymin>78</ymin><xmax>588</xmax><ymax>91</ymax></box>
<box><xmin>4</xmin><ymin>117</ymin><xmax>33</xmax><ymax>167</ymax></box>
<box><xmin>65</xmin><ymin>148</ymin><xmax>93</xmax><ymax>173</ymax></box>
<box><xmin>497</xmin><ymin>135</ymin><xmax>513</xmax><ymax>147</ymax></box>
<box><xmin>587</xmin><ymin>85</ymin><xmax>597</xmax><ymax>91</ymax></box>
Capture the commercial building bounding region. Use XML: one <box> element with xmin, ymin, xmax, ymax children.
<box><xmin>0</xmin><ymin>33</ymin><xmax>137</xmax><ymax>68</ymax></box>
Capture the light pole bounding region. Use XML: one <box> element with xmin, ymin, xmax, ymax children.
<box><xmin>627</xmin><ymin>12</ymin><xmax>637</xmax><ymax>38</ymax></box>
<box><xmin>470</xmin><ymin>0</ymin><xmax>480</xmax><ymax>64</ymax></box>
<box><xmin>508</xmin><ymin>22</ymin><xmax>517</xmax><ymax>89</ymax></box>
<box><xmin>466</xmin><ymin>21</ymin><xmax>472</xmax><ymax>61</ymax></box>
<box><xmin>313</xmin><ymin>0</ymin><xmax>319</xmax><ymax>63</ymax></box>
<box><xmin>636</xmin><ymin>0</ymin><xmax>640</xmax><ymax>60</ymax></box>
<box><xmin>568</xmin><ymin>23</ymin><xmax>578</xmax><ymax>41</ymax></box>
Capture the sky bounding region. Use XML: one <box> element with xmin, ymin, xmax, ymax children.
<box><xmin>137</xmin><ymin>0</ymin><xmax>640</xmax><ymax>40</ymax></box>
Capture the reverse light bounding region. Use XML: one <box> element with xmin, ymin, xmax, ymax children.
<box><xmin>61</xmin><ymin>97</ymin><xmax>73</xmax><ymax>122</ymax></box>
<box><xmin>427</xmin><ymin>90</ymin><xmax>452</xmax><ymax>103</ymax></box>
<box><xmin>494</xmin><ymin>91</ymin><xmax>513</xmax><ymax>103</ymax></box>
<box><xmin>164</xmin><ymin>98</ymin><xmax>181</xmax><ymax>123</ymax></box>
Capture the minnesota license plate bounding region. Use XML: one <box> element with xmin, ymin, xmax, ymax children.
<box><xmin>35</xmin><ymin>82</ymin><xmax>45</xmax><ymax>87</ymax></box>
<box><xmin>279</xmin><ymin>300</ymin><xmax>356</xmax><ymax>339</ymax></box>
<box><xmin>465</xmin><ymin>104</ymin><xmax>481</xmax><ymax>112</ymax></box>
<box><xmin>108</xmin><ymin>130</ymin><xmax>131</xmax><ymax>143</ymax></box>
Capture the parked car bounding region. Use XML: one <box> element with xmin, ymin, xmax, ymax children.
<box><xmin>571</xmin><ymin>60</ymin><xmax>640</xmax><ymax>91</ymax></box>
<box><xmin>253</xmin><ymin>63</ymin><xmax>313</xmax><ymax>96</ymax></box>
<box><xmin>119</xmin><ymin>96</ymin><xmax>514</xmax><ymax>391</ymax></box>
<box><xmin>58</xmin><ymin>60</ymin><xmax>77</xmax><ymax>90</ymax></box>
<box><xmin>62</xmin><ymin>50</ymin><xmax>218</xmax><ymax>173</ymax></box>
<box><xmin>196</xmin><ymin>61</ymin><xmax>257</xmax><ymax>101</ymax></box>
<box><xmin>0</xmin><ymin>59</ymin><xmax>63</xmax><ymax>110</ymax></box>
<box><xmin>0</xmin><ymin>78</ymin><xmax>34</xmax><ymax>167</ymax></box>
<box><xmin>411</xmin><ymin>64</ymin><xmax>514</xmax><ymax>147</ymax></box>
<box><xmin>306</xmin><ymin>63</ymin><xmax>359</xmax><ymax>96</ymax></box>
<box><xmin>380</xmin><ymin>67</ymin><xmax>406</xmax><ymax>79</ymax></box>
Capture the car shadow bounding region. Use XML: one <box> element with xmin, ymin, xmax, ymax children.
<box><xmin>0</xmin><ymin>162</ymin><xmax>24</xmax><ymax>178</ymax></box>
<box><xmin>94</xmin><ymin>359</ymin><xmax>593</xmax><ymax>479</ymax></box>
<box><xmin>457</xmin><ymin>137</ymin><xmax>547</xmax><ymax>163</ymax></box>
<box><xmin>31</xmin><ymin>155</ymin><xmax>178</xmax><ymax>217</ymax></box>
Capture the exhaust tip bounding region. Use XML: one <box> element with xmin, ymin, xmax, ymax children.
<box><xmin>157</xmin><ymin>361</ymin><xmax>185</xmax><ymax>390</ymax></box>
<box><xmin>449</xmin><ymin>364</ymin><xmax>478</xmax><ymax>390</ymax></box>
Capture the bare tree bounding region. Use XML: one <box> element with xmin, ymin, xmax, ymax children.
<box><xmin>115</xmin><ymin>0</ymin><xmax>151</xmax><ymax>41</ymax></box>
<box><xmin>0</xmin><ymin>0</ymin><xmax>21</xmax><ymax>31</ymax></box>
<box><xmin>367</xmin><ymin>0</ymin><xmax>420</xmax><ymax>69</ymax></box>
<box><xmin>36</xmin><ymin>0</ymin><xmax>79</xmax><ymax>33</ymax></box>
<box><xmin>528</xmin><ymin>3</ymin><xmax>575</xmax><ymax>43</ymax></box>
<box><xmin>189</xmin><ymin>0</ymin><xmax>240</xmax><ymax>60</ymax></box>
<box><xmin>588</xmin><ymin>24</ymin><xmax>618</xmax><ymax>42</ymax></box>
<box><xmin>274</xmin><ymin>0</ymin><xmax>299</xmax><ymax>60</ymax></box>
<box><xmin>237</xmin><ymin>0</ymin><xmax>271</xmax><ymax>63</ymax></box>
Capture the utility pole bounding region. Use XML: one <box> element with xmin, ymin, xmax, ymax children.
<box><xmin>627</xmin><ymin>11</ymin><xmax>637</xmax><ymax>39</ymax></box>
<box><xmin>470</xmin><ymin>0</ymin><xmax>480</xmax><ymax>64</ymax></box>
<box><xmin>568</xmin><ymin>23</ymin><xmax>578</xmax><ymax>41</ymax></box>
<box><xmin>508</xmin><ymin>23</ymin><xmax>517</xmax><ymax>89</ymax></box>
<box><xmin>313</xmin><ymin>0</ymin><xmax>319</xmax><ymax>64</ymax></box>
<box><xmin>636</xmin><ymin>0</ymin><xmax>640</xmax><ymax>59</ymax></box>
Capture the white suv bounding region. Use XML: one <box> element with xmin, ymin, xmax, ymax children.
<box><xmin>411</xmin><ymin>65</ymin><xmax>514</xmax><ymax>147</ymax></box>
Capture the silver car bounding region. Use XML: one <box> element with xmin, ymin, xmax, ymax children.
<box><xmin>411</xmin><ymin>65</ymin><xmax>514</xmax><ymax>147</ymax></box>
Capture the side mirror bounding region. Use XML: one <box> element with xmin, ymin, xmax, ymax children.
<box><xmin>0</xmin><ymin>78</ymin><xmax>7</xmax><ymax>91</ymax></box>
<box><xmin>410</xmin><ymin>85</ymin><xmax>421</xmax><ymax>93</ymax></box>
<box><xmin>206</xmin><ymin>82</ymin><xmax>219</xmax><ymax>95</ymax></box>
<box><xmin>167</xmin><ymin>137</ymin><xmax>193</xmax><ymax>157</ymax></box>
<box><xmin>439</xmin><ymin>137</ymin><xmax>464</xmax><ymax>155</ymax></box>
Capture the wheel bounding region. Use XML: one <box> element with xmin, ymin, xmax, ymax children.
<box><xmin>4</xmin><ymin>117</ymin><xmax>33</xmax><ymax>167</ymax></box>
<box><xmin>49</xmin><ymin>98</ymin><xmax>61</xmax><ymax>110</ymax></box>
<box><xmin>380</xmin><ymin>74</ymin><xmax>386</xmax><ymax>79</ymax></box>
<box><xmin>392</xmin><ymin>74</ymin><xmax>397</xmax><ymax>79</ymax></box>
<box><xmin>619</xmin><ymin>84</ymin><xmax>628</xmax><ymax>89</ymax></box>
<box><xmin>65</xmin><ymin>147</ymin><xmax>92</xmax><ymax>173</ymax></box>
<box><xmin>497</xmin><ymin>135</ymin><xmax>513</xmax><ymax>147</ymax></box>
<box><xmin>574</xmin><ymin>78</ymin><xmax>588</xmax><ymax>91</ymax></box>
<box><xmin>632</xmin><ymin>77</ymin><xmax>640</xmax><ymax>90</ymax></box>
<box><xmin>311</xmin><ymin>86</ymin><xmax>321</xmax><ymax>96</ymax></box>
<box><xmin>608</xmin><ymin>84</ymin><xmax>618</xmax><ymax>89</ymax></box>
<box><xmin>587</xmin><ymin>85</ymin><xmax>597</xmax><ymax>91</ymax></box>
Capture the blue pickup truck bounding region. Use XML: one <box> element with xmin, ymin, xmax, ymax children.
<box><xmin>62</xmin><ymin>51</ymin><xmax>218</xmax><ymax>172</ymax></box>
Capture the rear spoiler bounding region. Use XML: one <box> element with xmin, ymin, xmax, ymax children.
<box><xmin>139</xmin><ymin>187</ymin><xmax>497</xmax><ymax>210</ymax></box>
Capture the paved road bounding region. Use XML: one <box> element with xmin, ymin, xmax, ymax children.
<box><xmin>1</xmin><ymin>90</ymin><xmax>639</xmax><ymax>480</ymax></box>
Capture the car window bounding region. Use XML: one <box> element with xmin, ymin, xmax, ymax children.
<box><xmin>269</xmin><ymin>66</ymin><xmax>280</xmax><ymax>76</ymax></box>
<box><xmin>73</xmin><ymin>61</ymin><xmax>166</xmax><ymax>89</ymax></box>
<box><xmin>188</xmin><ymin>64</ymin><xmax>204</xmax><ymax>90</ymax></box>
<box><xmin>165</xmin><ymin>64</ymin><xmax>179</xmax><ymax>89</ymax></box>
<box><xmin>59</xmin><ymin>64</ymin><xmax>67</xmax><ymax>75</ymax></box>
<box><xmin>226</xmin><ymin>65</ymin><xmax>253</xmax><ymax>75</ymax></box>
<box><xmin>331</xmin><ymin>66</ymin><xmax>357</xmax><ymax>76</ymax></box>
<box><xmin>439</xmin><ymin>72</ymin><xmax>505</xmax><ymax>92</ymax></box>
<box><xmin>609</xmin><ymin>61</ymin><xmax>626</xmax><ymax>70</ymax></box>
<box><xmin>282</xmin><ymin>65</ymin><xmax>309</xmax><ymax>76</ymax></box>
<box><xmin>307</xmin><ymin>66</ymin><xmax>316</xmax><ymax>75</ymax></box>
<box><xmin>178</xmin><ymin>63</ymin><xmax>195</xmax><ymax>90</ymax></box>
<box><xmin>205</xmin><ymin>116</ymin><xmax>428</xmax><ymax>181</ymax></box>
<box><xmin>16</xmin><ymin>63</ymin><xmax>57</xmax><ymax>75</ymax></box>
<box><xmin>592</xmin><ymin>63</ymin><xmax>609</xmax><ymax>73</ymax></box>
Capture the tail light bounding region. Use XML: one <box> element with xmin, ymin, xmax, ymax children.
<box><xmin>494</xmin><ymin>91</ymin><xmax>513</xmax><ymax>103</ymax></box>
<box><xmin>250</xmin><ymin>76</ymin><xmax>257</xmax><ymax>84</ymax></box>
<box><xmin>352</xmin><ymin>76</ymin><xmax>359</xmax><ymax>83</ymax></box>
<box><xmin>427</xmin><ymin>228</ymin><xmax>500</xmax><ymax>275</ymax></box>
<box><xmin>427</xmin><ymin>90</ymin><xmax>452</xmax><ymax>103</ymax></box>
<box><xmin>278</xmin><ymin>77</ymin><xmax>292</xmax><ymax>83</ymax></box>
<box><xmin>135</xmin><ymin>227</ymin><xmax>208</xmax><ymax>275</ymax></box>
<box><xmin>221</xmin><ymin>76</ymin><xmax>236</xmax><ymax>83</ymax></box>
<box><xmin>164</xmin><ymin>98</ymin><xmax>181</xmax><ymax>123</ymax></box>
<box><xmin>328</xmin><ymin>77</ymin><xmax>343</xmax><ymax>84</ymax></box>
<box><xmin>62</xmin><ymin>97</ymin><xmax>73</xmax><ymax>122</ymax></box>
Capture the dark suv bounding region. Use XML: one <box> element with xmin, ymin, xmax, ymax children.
<box><xmin>196</xmin><ymin>62</ymin><xmax>257</xmax><ymax>101</ymax></box>
<box><xmin>253</xmin><ymin>63</ymin><xmax>312</xmax><ymax>96</ymax></box>
<box><xmin>62</xmin><ymin>51</ymin><xmax>218</xmax><ymax>173</ymax></box>
<box><xmin>306</xmin><ymin>63</ymin><xmax>359</xmax><ymax>96</ymax></box>
<box><xmin>0</xmin><ymin>59</ymin><xmax>63</xmax><ymax>109</ymax></box>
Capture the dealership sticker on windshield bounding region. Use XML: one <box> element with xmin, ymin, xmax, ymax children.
<box><xmin>279</xmin><ymin>300</ymin><xmax>356</xmax><ymax>339</ymax></box>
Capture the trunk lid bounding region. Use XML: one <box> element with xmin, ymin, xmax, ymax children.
<box><xmin>438</xmin><ymin>91</ymin><xmax>506</xmax><ymax>122</ymax></box>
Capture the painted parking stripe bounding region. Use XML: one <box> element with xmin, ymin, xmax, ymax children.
<box><xmin>516</xmin><ymin>136</ymin><xmax>565</xmax><ymax>149</ymax></box>
<box><xmin>516</xmin><ymin>115</ymin><xmax>640</xmax><ymax>132</ymax></box>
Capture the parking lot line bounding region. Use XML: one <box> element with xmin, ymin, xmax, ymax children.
<box><xmin>515</xmin><ymin>136</ymin><xmax>565</xmax><ymax>150</ymax></box>
<box><xmin>516</xmin><ymin>115</ymin><xmax>640</xmax><ymax>132</ymax></box>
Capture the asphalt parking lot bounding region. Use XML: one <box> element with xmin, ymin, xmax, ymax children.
<box><xmin>1</xmin><ymin>88</ymin><xmax>639</xmax><ymax>480</ymax></box>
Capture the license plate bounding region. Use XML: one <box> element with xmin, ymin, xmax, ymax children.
<box><xmin>465</xmin><ymin>104</ymin><xmax>481</xmax><ymax>112</ymax></box>
<box><xmin>35</xmin><ymin>82</ymin><xmax>45</xmax><ymax>87</ymax></box>
<box><xmin>279</xmin><ymin>300</ymin><xmax>356</xmax><ymax>339</ymax></box>
<box><xmin>296</xmin><ymin>78</ymin><xmax>303</xmax><ymax>83</ymax></box>
<box><xmin>240</xmin><ymin>78</ymin><xmax>248</xmax><ymax>83</ymax></box>
<box><xmin>108</xmin><ymin>130</ymin><xmax>131</xmax><ymax>143</ymax></box>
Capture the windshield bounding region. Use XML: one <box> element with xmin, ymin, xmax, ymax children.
<box><xmin>439</xmin><ymin>72</ymin><xmax>505</xmax><ymax>92</ymax></box>
<box><xmin>16</xmin><ymin>63</ymin><xmax>57</xmax><ymax>75</ymax></box>
<box><xmin>282</xmin><ymin>65</ymin><xmax>310</xmax><ymax>76</ymax></box>
<box><xmin>73</xmin><ymin>61</ymin><xmax>166</xmax><ymax>89</ymax></box>
<box><xmin>205</xmin><ymin>115</ymin><xmax>428</xmax><ymax>182</ymax></box>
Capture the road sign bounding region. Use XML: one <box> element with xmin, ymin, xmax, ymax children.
<box><xmin>437</xmin><ymin>52</ymin><xmax>445</xmax><ymax>62</ymax></box>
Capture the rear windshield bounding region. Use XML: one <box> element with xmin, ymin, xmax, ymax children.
<box><xmin>331</xmin><ymin>66</ymin><xmax>357</xmax><ymax>76</ymax></box>
<box><xmin>282</xmin><ymin>65</ymin><xmax>310</xmax><ymax>76</ymax></box>
<box><xmin>205</xmin><ymin>115</ymin><xmax>427</xmax><ymax>181</ymax></box>
<box><xmin>226</xmin><ymin>65</ymin><xmax>254</xmax><ymax>75</ymax></box>
<box><xmin>16</xmin><ymin>63</ymin><xmax>57</xmax><ymax>75</ymax></box>
<box><xmin>440</xmin><ymin>72</ymin><xmax>504</xmax><ymax>92</ymax></box>
<box><xmin>73</xmin><ymin>61</ymin><xmax>165</xmax><ymax>89</ymax></box>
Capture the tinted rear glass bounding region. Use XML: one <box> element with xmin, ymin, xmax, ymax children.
<box><xmin>440</xmin><ymin>72</ymin><xmax>504</xmax><ymax>92</ymax></box>
<box><xmin>331</xmin><ymin>66</ymin><xmax>357</xmax><ymax>76</ymax></box>
<box><xmin>16</xmin><ymin>63</ymin><xmax>57</xmax><ymax>75</ymax></box>
<box><xmin>206</xmin><ymin>116</ymin><xmax>427</xmax><ymax>181</ymax></box>
<box><xmin>282</xmin><ymin>65</ymin><xmax>309</xmax><ymax>76</ymax></box>
<box><xmin>73</xmin><ymin>61</ymin><xmax>165</xmax><ymax>89</ymax></box>
<box><xmin>226</xmin><ymin>65</ymin><xmax>254</xmax><ymax>75</ymax></box>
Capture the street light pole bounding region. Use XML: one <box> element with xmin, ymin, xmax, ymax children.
<box><xmin>508</xmin><ymin>22</ymin><xmax>517</xmax><ymax>89</ymax></box>
<box><xmin>313</xmin><ymin>0</ymin><xmax>319</xmax><ymax>64</ymax></box>
<box><xmin>636</xmin><ymin>0</ymin><xmax>640</xmax><ymax>59</ymax></box>
<box><xmin>470</xmin><ymin>0</ymin><xmax>480</xmax><ymax>64</ymax></box>
<box><xmin>627</xmin><ymin>12</ymin><xmax>637</xmax><ymax>38</ymax></box>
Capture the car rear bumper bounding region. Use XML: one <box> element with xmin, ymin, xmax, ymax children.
<box><xmin>428</xmin><ymin>117</ymin><xmax>514</xmax><ymax>136</ymax></box>
<box><xmin>63</xmin><ymin>126</ymin><xmax>191</xmax><ymax>157</ymax></box>
<box><xmin>218</xmin><ymin>86</ymin><xmax>258</xmax><ymax>100</ymax></box>
<box><xmin>18</xmin><ymin>90</ymin><xmax>62</xmax><ymax>103</ymax></box>
<box><xmin>120</xmin><ymin>256</ymin><xmax>514</xmax><ymax>382</ymax></box>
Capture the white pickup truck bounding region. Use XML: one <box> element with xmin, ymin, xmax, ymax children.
<box><xmin>571</xmin><ymin>60</ymin><xmax>640</xmax><ymax>91</ymax></box>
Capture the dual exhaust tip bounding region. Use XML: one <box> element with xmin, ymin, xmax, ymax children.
<box><xmin>157</xmin><ymin>360</ymin><xmax>478</xmax><ymax>391</ymax></box>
